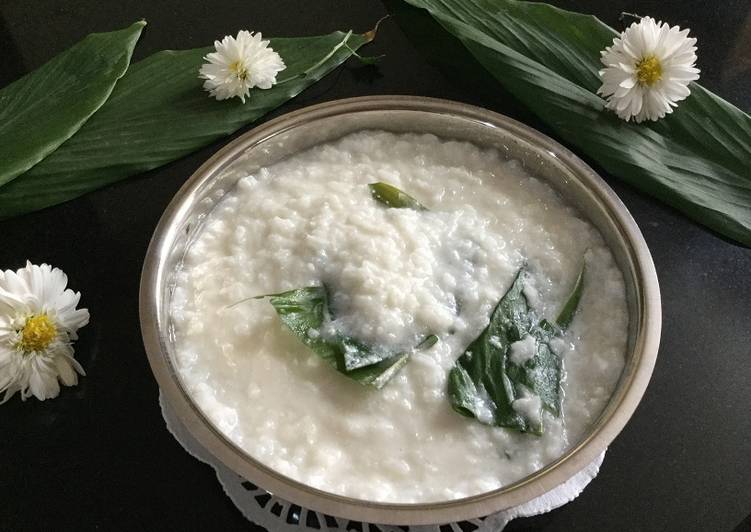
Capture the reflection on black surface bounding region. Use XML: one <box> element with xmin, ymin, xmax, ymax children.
<box><xmin>0</xmin><ymin>14</ymin><xmax>24</xmax><ymax>87</ymax></box>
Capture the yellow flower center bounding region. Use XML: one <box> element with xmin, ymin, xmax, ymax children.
<box><xmin>18</xmin><ymin>314</ymin><xmax>57</xmax><ymax>353</ymax></box>
<box><xmin>636</xmin><ymin>55</ymin><xmax>662</xmax><ymax>86</ymax></box>
<box><xmin>229</xmin><ymin>60</ymin><xmax>249</xmax><ymax>81</ymax></box>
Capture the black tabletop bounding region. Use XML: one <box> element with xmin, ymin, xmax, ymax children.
<box><xmin>2</xmin><ymin>1</ymin><xmax>750</xmax><ymax>531</ymax></box>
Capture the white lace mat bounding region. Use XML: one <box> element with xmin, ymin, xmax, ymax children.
<box><xmin>160</xmin><ymin>392</ymin><xmax>604</xmax><ymax>531</ymax></box>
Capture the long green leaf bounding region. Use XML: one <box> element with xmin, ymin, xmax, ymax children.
<box><xmin>402</xmin><ymin>0</ymin><xmax>751</xmax><ymax>246</ymax></box>
<box><xmin>0</xmin><ymin>22</ymin><xmax>144</xmax><ymax>188</ymax></box>
<box><xmin>0</xmin><ymin>30</ymin><xmax>372</xmax><ymax>220</ymax></box>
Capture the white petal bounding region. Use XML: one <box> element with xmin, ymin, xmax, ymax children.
<box><xmin>28</xmin><ymin>358</ymin><xmax>60</xmax><ymax>401</ymax></box>
<box><xmin>1</xmin><ymin>383</ymin><xmax>21</xmax><ymax>404</ymax></box>
<box><xmin>663</xmin><ymin>81</ymin><xmax>691</xmax><ymax>100</ymax></box>
<box><xmin>54</xmin><ymin>354</ymin><xmax>79</xmax><ymax>386</ymax></box>
<box><xmin>56</xmin><ymin>306</ymin><xmax>90</xmax><ymax>338</ymax></box>
<box><xmin>619</xmin><ymin>77</ymin><xmax>637</xmax><ymax>89</ymax></box>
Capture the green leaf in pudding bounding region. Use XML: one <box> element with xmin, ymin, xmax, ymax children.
<box><xmin>262</xmin><ymin>285</ymin><xmax>433</xmax><ymax>389</ymax></box>
<box><xmin>416</xmin><ymin>333</ymin><xmax>439</xmax><ymax>349</ymax></box>
<box><xmin>506</xmin><ymin>323</ymin><xmax>560</xmax><ymax>423</ymax></box>
<box><xmin>368</xmin><ymin>182</ymin><xmax>428</xmax><ymax>210</ymax></box>
<box><xmin>448</xmin><ymin>263</ymin><xmax>584</xmax><ymax>434</ymax></box>
<box><xmin>555</xmin><ymin>263</ymin><xmax>586</xmax><ymax>329</ymax></box>
<box><xmin>448</xmin><ymin>268</ymin><xmax>530</xmax><ymax>431</ymax></box>
<box><xmin>346</xmin><ymin>353</ymin><xmax>411</xmax><ymax>389</ymax></box>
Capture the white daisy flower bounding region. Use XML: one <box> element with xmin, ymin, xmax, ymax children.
<box><xmin>0</xmin><ymin>262</ymin><xmax>89</xmax><ymax>403</ymax></box>
<box><xmin>598</xmin><ymin>16</ymin><xmax>700</xmax><ymax>123</ymax></box>
<box><xmin>199</xmin><ymin>30</ymin><xmax>286</xmax><ymax>103</ymax></box>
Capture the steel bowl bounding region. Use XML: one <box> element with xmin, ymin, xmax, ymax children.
<box><xmin>140</xmin><ymin>96</ymin><xmax>661</xmax><ymax>525</ymax></box>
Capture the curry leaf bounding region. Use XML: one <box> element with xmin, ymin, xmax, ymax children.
<box><xmin>416</xmin><ymin>333</ymin><xmax>439</xmax><ymax>349</ymax></box>
<box><xmin>555</xmin><ymin>262</ymin><xmax>585</xmax><ymax>329</ymax></box>
<box><xmin>0</xmin><ymin>30</ymin><xmax>373</xmax><ymax>220</ymax></box>
<box><xmin>262</xmin><ymin>285</ymin><xmax>425</xmax><ymax>389</ymax></box>
<box><xmin>346</xmin><ymin>353</ymin><xmax>411</xmax><ymax>389</ymax></box>
<box><xmin>0</xmin><ymin>21</ymin><xmax>144</xmax><ymax>188</ymax></box>
<box><xmin>369</xmin><ymin>182</ymin><xmax>428</xmax><ymax>210</ymax></box>
<box><xmin>400</xmin><ymin>0</ymin><xmax>751</xmax><ymax>246</ymax></box>
<box><xmin>448</xmin><ymin>264</ymin><xmax>584</xmax><ymax>434</ymax></box>
<box><xmin>448</xmin><ymin>268</ymin><xmax>530</xmax><ymax>431</ymax></box>
<box><xmin>506</xmin><ymin>324</ymin><xmax>560</xmax><ymax>421</ymax></box>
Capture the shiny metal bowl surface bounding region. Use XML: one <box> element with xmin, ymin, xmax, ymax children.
<box><xmin>140</xmin><ymin>96</ymin><xmax>661</xmax><ymax>525</ymax></box>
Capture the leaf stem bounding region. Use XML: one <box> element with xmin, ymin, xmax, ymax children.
<box><xmin>276</xmin><ymin>16</ymin><xmax>386</xmax><ymax>85</ymax></box>
<box><xmin>274</xmin><ymin>30</ymin><xmax>355</xmax><ymax>86</ymax></box>
<box><xmin>343</xmin><ymin>42</ymin><xmax>385</xmax><ymax>65</ymax></box>
<box><xmin>225</xmin><ymin>294</ymin><xmax>265</xmax><ymax>309</ymax></box>
<box><xmin>301</xmin><ymin>30</ymin><xmax>354</xmax><ymax>78</ymax></box>
<box><xmin>618</xmin><ymin>12</ymin><xmax>643</xmax><ymax>26</ymax></box>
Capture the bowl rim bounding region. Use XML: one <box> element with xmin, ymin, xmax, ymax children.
<box><xmin>140</xmin><ymin>95</ymin><xmax>661</xmax><ymax>525</ymax></box>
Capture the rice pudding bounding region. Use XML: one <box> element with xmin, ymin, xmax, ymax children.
<box><xmin>170</xmin><ymin>131</ymin><xmax>628</xmax><ymax>503</ymax></box>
